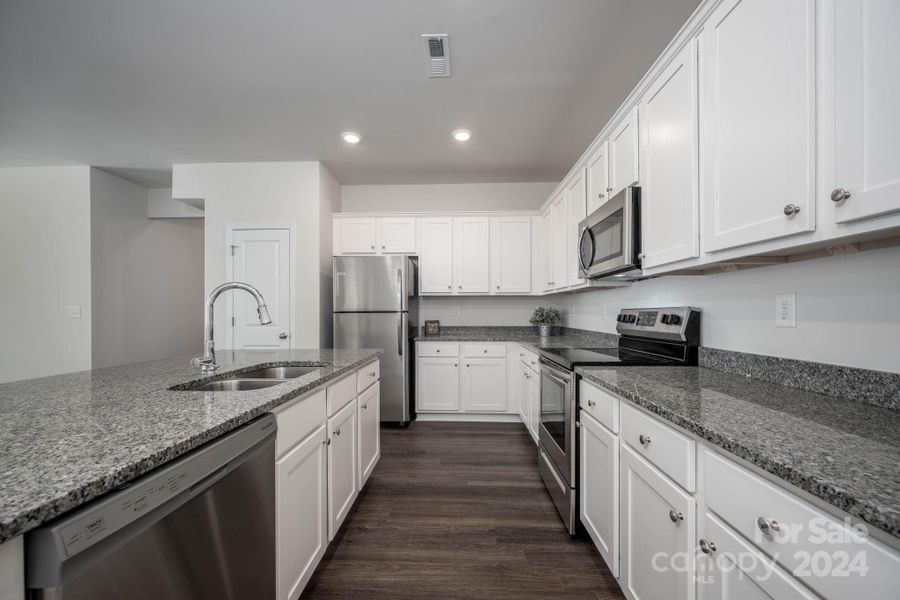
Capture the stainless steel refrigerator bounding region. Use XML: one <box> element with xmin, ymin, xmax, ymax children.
<box><xmin>333</xmin><ymin>255</ymin><xmax>418</xmax><ymax>426</ymax></box>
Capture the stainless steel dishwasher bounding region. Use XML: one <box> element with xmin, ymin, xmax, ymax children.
<box><xmin>25</xmin><ymin>414</ymin><xmax>276</xmax><ymax>599</ymax></box>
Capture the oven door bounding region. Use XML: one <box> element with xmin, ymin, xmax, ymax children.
<box><xmin>578</xmin><ymin>186</ymin><xmax>640</xmax><ymax>279</ymax></box>
<box><xmin>538</xmin><ymin>358</ymin><xmax>575</xmax><ymax>486</ymax></box>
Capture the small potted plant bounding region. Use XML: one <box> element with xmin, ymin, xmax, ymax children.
<box><xmin>530</xmin><ymin>306</ymin><xmax>561</xmax><ymax>337</ymax></box>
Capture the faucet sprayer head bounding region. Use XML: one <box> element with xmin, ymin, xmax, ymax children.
<box><xmin>257</xmin><ymin>304</ymin><xmax>272</xmax><ymax>325</ymax></box>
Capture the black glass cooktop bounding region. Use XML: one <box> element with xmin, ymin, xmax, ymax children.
<box><xmin>536</xmin><ymin>346</ymin><xmax>675</xmax><ymax>370</ymax></box>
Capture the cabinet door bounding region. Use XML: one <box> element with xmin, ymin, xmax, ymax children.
<box><xmin>698</xmin><ymin>511</ymin><xmax>819</xmax><ymax>600</ymax></box>
<box><xmin>378</xmin><ymin>218</ymin><xmax>417</xmax><ymax>253</ymax></box>
<box><xmin>541</xmin><ymin>210</ymin><xmax>554</xmax><ymax>292</ymax></box>
<box><xmin>701</xmin><ymin>0</ymin><xmax>815</xmax><ymax>252</ymax></box>
<box><xmin>277</xmin><ymin>424</ymin><xmax>328</xmax><ymax>600</ymax></box>
<box><xmin>580</xmin><ymin>412</ymin><xmax>620</xmax><ymax>577</ymax></box>
<box><xmin>490</xmin><ymin>216</ymin><xmax>531</xmax><ymax>294</ymax></box>
<box><xmin>454</xmin><ymin>217</ymin><xmax>490</xmax><ymax>294</ymax></box>
<box><xmin>551</xmin><ymin>194</ymin><xmax>567</xmax><ymax>290</ymax></box>
<box><xmin>419</xmin><ymin>218</ymin><xmax>453</xmax><ymax>294</ymax></box>
<box><xmin>831</xmin><ymin>0</ymin><xmax>900</xmax><ymax>224</ymax></box>
<box><xmin>518</xmin><ymin>361</ymin><xmax>530</xmax><ymax>426</ymax></box>
<box><xmin>586</xmin><ymin>141</ymin><xmax>610</xmax><ymax>214</ymax></box>
<box><xmin>528</xmin><ymin>366</ymin><xmax>541</xmax><ymax>443</ymax></box>
<box><xmin>327</xmin><ymin>398</ymin><xmax>358</xmax><ymax>540</ymax></box>
<box><xmin>461</xmin><ymin>358</ymin><xmax>507</xmax><ymax>412</ymax></box>
<box><xmin>566</xmin><ymin>168</ymin><xmax>587</xmax><ymax>287</ymax></box>
<box><xmin>338</xmin><ymin>218</ymin><xmax>378</xmax><ymax>254</ymax></box>
<box><xmin>357</xmin><ymin>384</ymin><xmax>380</xmax><ymax>488</ymax></box>
<box><xmin>416</xmin><ymin>357</ymin><xmax>460</xmax><ymax>411</ymax></box>
<box><xmin>620</xmin><ymin>444</ymin><xmax>695</xmax><ymax>600</ymax></box>
<box><xmin>640</xmin><ymin>41</ymin><xmax>700</xmax><ymax>269</ymax></box>
<box><xmin>609</xmin><ymin>107</ymin><xmax>640</xmax><ymax>198</ymax></box>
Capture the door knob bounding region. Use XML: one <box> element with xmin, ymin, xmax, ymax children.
<box><xmin>831</xmin><ymin>188</ymin><xmax>851</xmax><ymax>203</ymax></box>
<box><xmin>278</xmin><ymin>332</ymin><xmax>288</xmax><ymax>340</ymax></box>
<box><xmin>783</xmin><ymin>204</ymin><xmax>801</xmax><ymax>217</ymax></box>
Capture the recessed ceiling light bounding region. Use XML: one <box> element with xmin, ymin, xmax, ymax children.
<box><xmin>452</xmin><ymin>129</ymin><xmax>472</xmax><ymax>142</ymax></box>
<box><xmin>341</xmin><ymin>131</ymin><xmax>362</xmax><ymax>144</ymax></box>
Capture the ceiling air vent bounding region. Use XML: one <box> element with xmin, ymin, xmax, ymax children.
<box><xmin>422</xmin><ymin>34</ymin><xmax>451</xmax><ymax>78</ymax></box>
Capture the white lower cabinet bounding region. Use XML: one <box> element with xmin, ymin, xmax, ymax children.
<box><xmin>327</xmin><ymin>397</ymin><xmax>358</xmax><ymax>540</ymax></box>
<box><xmin>518</xmin><ymin>360</ymin><xmax>531</xmax><ymax>427</ymax></box>
<box><xmin>416</xmin><ymin>357</ymin><xmax>460</xmax><ymax>411</ymax></box>
<box><xmin>461</xmin><ymin>358</ymin><xmax>507</xmax><ymax>412</ymax></box>
<box><xmin>357</xmin><ymin>383</ymin><xmax>380</xmax><ymax>488</ymax></box>
<box><xmin>620</xmin><ymin>443</ymin><xmax>696</xmax><ymax>600</ymax></box>
<box><xmin>276</xmin><ymin>423</ymin><xmax>328</xmax><ymax>600</ymax></box>
<box><xmin>580</xmin><ymin>411</ymin><xmax>619</xmax><ymax>577</ymax></box>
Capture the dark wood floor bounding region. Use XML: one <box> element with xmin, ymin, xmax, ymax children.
<box><xmin>303</xmin><ymin>421</ymin><xmax>625</xmax><ymax>599</ymax></box>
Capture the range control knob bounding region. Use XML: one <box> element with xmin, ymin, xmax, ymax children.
<box><xmin>661</xmin><ymin>314</ymin><xmax>670</xmax><ymax>325</ymax></box>
<box><xmin>627</xmin><ymin>314</ymin><xmax>637</xmax><ymax>323</ymax></box>
<box><xmin>668</xmin><ymin>314</ymin><xmax>682</xmax><ymax>326</ymax></box>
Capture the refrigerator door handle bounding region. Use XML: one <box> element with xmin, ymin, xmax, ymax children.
<box><xmin>397</xmin><ymin>267</ymin><xmax>403</xmax><ymax>310</ymax></box>
<box><xmin>397</xmin><ymin>314</ymin><xmax>404</xmax><ymax>356</ymax></box>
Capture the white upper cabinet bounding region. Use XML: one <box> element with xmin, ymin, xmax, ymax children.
<box><xmin>566</xmin><ymin>168</ymin><xmax>587</xmax><ymax>287</ymax></box>
<box><xmin>490</xmin><ymin>216</ymin><xmax>532</xmax><ymax>294</ymax></box>
<box><xmin>640</xmin><ymin>40</ymin><xmax>700</xmax><ymax>269</ymax></box>
<box><xmin>337</xmin><ymin>218</ymin><xmax>378</xmax><ymax>254</ymax></box>
<box><xmin>700</xmin><ymin>0</ymin><xmax>815</xmax><ymax>252</ymax></box>
<box><xmin>586</xmin><ymin>141</ymin><xmax>609</xmax><ymax>215</ymax></box>
<box><xmin>541</xmin><ymin>210</ymin><xmax>554</xmax><ymax>292</ymax></box>
<box><xmin>608</xmin><ymin>107</ymin><xmax>640</xmax><ymax>199</ymax></box>
<box><xmin>377</xmin><ymin>218</ymin><xmax>417</xmax><ymax>253</ymax></box>
<box><xmin>830</xmin><ymin>0</ymin><xmax>900</xmax><ymax>224</ymax></box>
<box><xmin>454</xmin><ymin>217</ymin><xmax>490</xmax><ymax>294</ymax></box>
<box><xmin>551</xmin><ymin>193</ymin><xmax>568</xmax><ymax>290</ymax></box>
<box><xmin>419</xmin><ymin>217</ymin><xmax>453</xmax><ymax>294</ymax></box>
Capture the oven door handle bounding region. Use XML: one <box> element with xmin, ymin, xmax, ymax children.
<box><xmin>539</xmin><ymin>357</ymin><xmax>573</xmax><ymax>385</ymax></box>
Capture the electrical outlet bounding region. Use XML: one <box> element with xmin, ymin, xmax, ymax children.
<box><xmin>775</xmin><ymin>294</ymin><xmax>796</xmax><ymax>328</ymax></box>
<box><xmin>67</xmin><ymin>305</ymin><xmax>82</xmax><ymax>319</ymax></box>
<box><xmin>452</xmin><ymin>306</ymin><xmax>460</xmax><ymax>318</ymax></box>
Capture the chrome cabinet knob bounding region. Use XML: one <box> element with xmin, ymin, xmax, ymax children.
<box><xmin>362</xmin><ymin>403</ymin><xmax>368</xmax><ymax>410</ymax></box>
<box><xmin>278</xmin><ymin>332</ymin><xmax>288</xmax><ymax>340</ymax></box>
<box><xmin>757</xmin><ymin>517</ymin><xmax>781</xmax><ymax>537</ymax></box>
<box><xmin>369</xmin><ymin>371</ymin><xmax>376</xmax><ymax>377</ymax></box>
<box><xmin>334</xmin><ymin>428</ymin><xmax>341</xmax><ymax>436</ymax></box>
<box><xmin>458</xmin><ymin>285</ymin><xmax>462</xmax><ymax>290</ymax></box>
<box><xmin>575</xmin><ymin>421</ymin><xmax>582</xmax><ymax>429</ymax></box>
<box><xmin>639</xmin><ymin>434</ymin><xmax>651</xmax><ymax>446</ymax></box>
<box><xmin>606</xmin><ymin>187</ymin><xmax>613</xmax><ymax>192</ymax></box>
<box><xmin>598</xmin><ymin>193</ymin><xmax>605</xmax><ymax>199</ymax></box>
<box><xmin>324</xmin><ymin>438</ymin><xmax>331</xmax><ymax>445</ymax></box>
<box><xmin>669</xmin><ymin>510</ymin><xmax>683</xmax><ymax>523</ymax></box>
<box><xmin>453</xmin><ymin>363</ymin><xmax>458</xmax><ymax>367</ymax></box>
<box><xmin>371</xmin><ymin>245</ymin><xmax>375</xmax><ymax>250</ymax></box>
<box><xmin>587</xmin><ymin>399</ymin><xmax>596</xmax><ymax>407</ymax></box>
<box><xmin>447</xmin><ymin>285</ymin><xmax>451</xmax><ymax>290</ymax></box>
<box><xmin>382</xmin><ymin>244</ymin><xmax>386</xmax><ymax>250</ymax></box>
<box><xmin>699</xmin><ymin>539</ymin><xmax>717</xmax><ymax>554</ymax></box>
<box><xmin>783</xmin><ymin>204</ymin><xmax>801</xmax><ymax>216</ymax></box>
<box><xmin>496</xmin><ymin>285</ymin><xmax>500</xmax><ymax>290</ymax></box>
<box><xmin>483</xmin><ymin>349</ymin><xmax>488</xmax><ymax>353</ymax></box>
<box><xmin>831</xmin><ymin>188</ymin><xmax>851</xmax><ymax>203</ymax></box>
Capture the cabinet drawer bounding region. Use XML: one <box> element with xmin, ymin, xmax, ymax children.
<box><xmin>356</xmin><ymin>360</ymin><xmax>379</xmax><ymax>393</ymax></box>
<box><xmin>326</xmin><ymin>373</ymin><xmax>357</xmax><ymax>416</ymax></box>
<box><xmin>519</xmin><ymin>347</ymin><xmax>539</xmax><ymax>371</ymax></box>
<box><xmin>274</xmin><ymin>389</ymin><xmax>326</xmax><ymax>459</ymax></box>
<box><xmin>579</xmin><ymin>380</ymin><xmax>619</xmax><ymax>433</ymax></box>
<box><xmin>416</xmin><ymin>342</ymin><xmax>459</xmax><ymax>357</ymax></box>
<box><xmin>621</xmin><ymin>403</ymin><xmax>695</xmax><ymax>491</ymax></box>
<box><xmin>704</xmin><ymin>449</ymin><xmax>900</xmax><ymax>600</ymax></box>
<box><xmin>463</xmin><ymin>343</ymin><xmax>506</xmax><ymax>358</ymax></box>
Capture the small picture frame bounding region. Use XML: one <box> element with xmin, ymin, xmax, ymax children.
<box><xmin>424</xmin><ymin>320</ymin><xmax>441</xmax><ymax>336</ymax></box>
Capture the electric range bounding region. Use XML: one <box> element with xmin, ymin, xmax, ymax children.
<box><xmin>537</xmin><ymin>306</ymin><xmax>701</xmax><ymax>535</ymax></box>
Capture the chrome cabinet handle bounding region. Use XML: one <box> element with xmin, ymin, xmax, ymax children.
<box><xmin>278</xmin><ymin>332</ymin><xmax>288</xmax><ymax>340</ymax></box>
<box><xmin>639</xmin><ymin>434</ymin><xmax>651</xmax><ymax>446</ymax></box>
<box><xmin>699</xmin><ymin>539</ymin><xmax>717</xmax><ymax>554</ymax></box>
<box><xmin>587</xmin><ymin>399</ymin><xmax>596</xmax><ymax>407</ymax></box>
<box><xmin>783</xmin><ymin>204</ymin><xmax>801</xmax><ymax>216</ymax></box>
<box><xmin>831</xmin><ymin>188</ymin><xmax>851</xmax><ymax>203</ymax></box>
<box><xmin>757</xmin><ymin>517</ymin><xmax>781</xmax><ymax>537</ymax></box>
<box><xmin>669</xmin><ymin>510</ymin><xmax>683</xmax><ymax>524</ymax></box>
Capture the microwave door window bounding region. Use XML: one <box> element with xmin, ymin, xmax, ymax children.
<box><xmin>591</xmin><ymin>211</ymin><xmax>624</xmax><ymax>265</ymax></box>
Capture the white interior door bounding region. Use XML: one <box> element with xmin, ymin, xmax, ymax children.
<box><xmin>230</xmin><ymin>227</ymin><xmax>292</xmax><ymax>349</ymax></box>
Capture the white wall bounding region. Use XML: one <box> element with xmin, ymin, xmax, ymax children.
<box><xmin>558</xmin><ymin>245</ymin><xmax>900</xmax><ymax>373</ymax></box>
<box><xmin>0</xmin><ymin>167</ymin><xmax>93</xmax><ymax>383</ymax></box>
<box><xmin>173</xmin><ymin>161</ymin><xmax>326</xmax><ymax>349</ymax></box>
<box><xmin>318</xmin><ymin>164</ymin><xmax>341</xmax><ymax>347</ymax></box>
<box><xmin>90</xmin><ymin>170</ymin><xmax>204</xmax><ymax>368</ymax></box>
<box><xmin>341</xmin><ymin>182</ymin><xmax>556</xmax><ymax>213</ymax></box>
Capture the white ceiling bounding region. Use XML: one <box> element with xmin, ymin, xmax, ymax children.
<box><xmin>0</xmin><ymin>0</ymin><xmax>700</xmax><ymax>187</ymax></box>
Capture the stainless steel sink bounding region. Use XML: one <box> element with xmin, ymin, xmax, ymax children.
<box><xmin>239</xmin><ymin>365</ymin><xmax>327</xmax><ymax>379</ymax></box>
<box><xmin>186</xmin><ymin>379</ymin><xmax>288</xmax><ymax>392</ymax></box>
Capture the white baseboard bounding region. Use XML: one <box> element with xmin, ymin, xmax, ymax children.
<box><xmin>415</xmin><ymin>413</ymin><xmax>523</xmax><ymax>423</ymax></box>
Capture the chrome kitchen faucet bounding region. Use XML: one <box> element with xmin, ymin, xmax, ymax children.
<box><xmin>193</xmin><ymin>282</ymin><xmax>272</xmax><ymax>372</ymax></box>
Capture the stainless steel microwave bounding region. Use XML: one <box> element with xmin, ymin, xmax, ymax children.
<box><xmin>577</xmin><ymin>186</ymin><xmax>642</xmax><ymax>279</ymax></box>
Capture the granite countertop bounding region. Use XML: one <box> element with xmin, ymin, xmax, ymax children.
<box><xmin>0</xmin><ymin>348</ymin><xmax>381</xmax><ymax>544</ymax></box>
<box><xmin>576</xmin><ymin>366</ymin><xmax>900</xmax><ymax>540</ymax></box>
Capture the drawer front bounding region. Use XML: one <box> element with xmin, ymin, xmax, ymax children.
<box><xmin>463</xmin><ymin>343</ymin><xmax>506</xmax><ymax>358</ymax></box>
<box><xmin>704</xmin><ymin>449</ymin><xmax>900</xmax><ymax>600</ymax></box>
<box><xmin>356</xmin><ymin>360</ymin><xmax>380</xmax><ymax>393</ymax></box>
<box><xmin>520</xmin><ymin>347</ymin><xmax>540</xmax><ymax>372</ymax></box>
<box><xmin>274</xmin><ymin>389</ymin><xmax>327</xmax><ymax>458</ymax></box>
<box><xmin>621</xmin><ymin>403</ymin><xmax>695</xmax><ymax>491</ymax></box>
<box><xmin>416</xmin><ymin>342</ymin><xmax>459</xmax><ymax>357</ymax></box>
<box><xmin>326</xmin><ymin>373</ymin><xmax>357</xmax><ymax>416</ymax></box>
<box><xmin>579</xmin><ymin>380</ymin><xmax>620</xmax><ymax>433</ymax></box>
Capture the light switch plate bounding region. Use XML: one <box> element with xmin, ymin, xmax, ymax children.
<box><xmin>451</xmin><ymin>306</ymin><xmax>460</xmax><ymax>318</ymax></box>
<box><xmin>67</xmin><ymin>305</ymin><xmax>82</xmax><ymax>319</ymax></box>
<box><xmin>775</xmin><ymin>294</ymin><xmax>796</xmax><ymax>328</ymax></box>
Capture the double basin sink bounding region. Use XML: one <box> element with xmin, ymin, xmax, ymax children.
<box><xmin>184</xmin><ymin>365</ymin><xmax>327</xmax><ymax>392</ymax></box>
